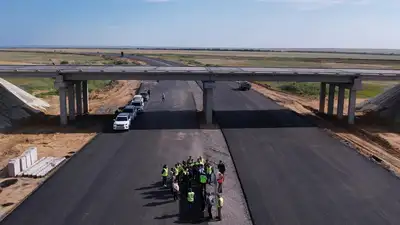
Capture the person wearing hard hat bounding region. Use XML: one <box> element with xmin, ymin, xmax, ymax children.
<box><xmin>161</xmin><ymin>164</ymin><xmax>168</xmax><ymax>187</ymax></box>
<box><xmin>216</xmin><ymin>194</ymin><xmax>224</xmax><ymax>220</ymax></box>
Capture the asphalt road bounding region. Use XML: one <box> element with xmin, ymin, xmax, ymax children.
<box><xmin>0</xmin><ymin>80</ymin><xmax>209</xmax><ymax>225</ymax></box>
<box><xmin>213</xmin><ymin>81</ymin><xmax>400</xmax><ymax>225</ymax></box>
<box><xmin>123</xmin><ymin>55</ymin><xmax>400</xmax><ymax>224</ymax></box>
<box><xmin>115</xmin><ymin>55</ymin><xmax>400</xmax><ymax>224</ymax></box>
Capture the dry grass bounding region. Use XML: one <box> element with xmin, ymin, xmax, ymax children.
<box><xmin>0</xmin><ymin>51</ymin><xmax>106</xmax><ymax>65</ymax></box>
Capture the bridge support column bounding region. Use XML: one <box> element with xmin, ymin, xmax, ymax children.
<box><xmin>75</xmin><ymin>81</ymin><xmax>83</xmax><ymax>116</ymax></box>
<box><xmin>203</xmin><ymin>81</ymin><xmax>215</xmax><ymax>125</ymax></box>
<box><xmin>54</xmin><ymin>76</ymin><xmax>68</xmax><ymax>126</ymax></box>
<box><xmin>327</xmin><ymin>84</ymin><xmax>336</xmax><ymax>116</ymax></box>
<box><xmin>82</xmin><ymin>80</ymin><xmax>89</xmax><ymax>114</ymax></box>
<box><xmin>68</xmin><ymin>83</ymin><xmax>76</xmax><ymax>121</ymax></box>
<box><xmin>348</xmin><ymin>78</ymin><xmax>362</xmax><ymax>125</ymax></box>
<box><xmin>319</xmin><ymin>82</ymin><xmax>326</xmax><ymax>113</ymax></box>
<box><xmin>337</xmin><ymin>85</ymin><xmax>345</xmax><ymax>119</ymax></box>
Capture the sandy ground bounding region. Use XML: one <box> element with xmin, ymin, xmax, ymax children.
<box><xmin>0</xmin><ymin>80</ymin><xmax>140</xmax><ymax>218</ymax></box>
<box><xmin>252</xmin><ymin>83</ymin><xmax>400</xmax><ymax>176</ymax></box>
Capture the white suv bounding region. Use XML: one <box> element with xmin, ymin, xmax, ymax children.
<box><xmin>113</xmin><ymin>113</ymin><xmax>132</xmax><ymax>131</ymax></box>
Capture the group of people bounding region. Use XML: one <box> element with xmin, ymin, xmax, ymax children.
<box><xmin>161</xmin><ymin>156</ymin><xmax>226</xmax><ymax>221</ymax></box>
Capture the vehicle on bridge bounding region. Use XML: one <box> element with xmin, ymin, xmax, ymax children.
<box><xmin>113</xmin><ymin>113</ymin><xmax>132</xmax><ymax>131</ymax></box>
<box><xmin>237</xmin><ymin>81</ymin><xmax>251</xmax><ymax>91</ymax></box>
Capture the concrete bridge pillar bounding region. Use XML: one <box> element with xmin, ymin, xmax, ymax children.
<box><xmin>54</xmin><ymin>76</ymin><xmax>68</xmax><ymax>126</ymax></box>
<box><xmin>67</xmin><ymin>82</ymin><xmax>76</xmax><ymax>121</ymax></box>
<box><xmin>319</xmin><ymin>82</ymin><xmax>326</xmax><ymax>113</ymax></box>
<box><xmin>75</xmin><ymin>81</ymin><xmax>83</xmax><ymax>116</ymax></box>
<box><xmin>337</xmin><ymin>85</ymin><xmax>345</xmax><ymax>119</ymax></box>
<box><xmin>327</xmin><ymin>84</ymin><xmax>336</xmax><ymax>116</ymax></box>
<box><xmin>203</xmin><ymin>81</ymin><xmax>215</xmax><ymax>125</ymax></box>
<box><xmin>348</xmin><ymin>78</ymin><xmax>362</xmax><ymax>125</ymax></box>
<box><xmin>82</xmin><ymin>80</ymin><xmax>89</xmax><ymax>114</ymax></box>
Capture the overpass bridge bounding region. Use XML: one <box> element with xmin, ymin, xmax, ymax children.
<box><xmin>1</xmin><ymin>65</ymin><xmax>399</xmax><ymax>126</ymax></box>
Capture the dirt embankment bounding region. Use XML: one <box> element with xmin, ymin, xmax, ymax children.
<box><xmin>0</xmin><ymin>79</ymin><xmax>141</xmax><ymax>217</ymax></box>
<box><xmin>252</xmin><ymin>83</ymin><xmax>400</xmax><ymax>176</ymax></box>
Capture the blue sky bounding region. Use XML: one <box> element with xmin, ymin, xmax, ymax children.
<box><xmin>0</xmin><ymin>0</ymin><xmax>399</xmax><ymax>49</ymax></box>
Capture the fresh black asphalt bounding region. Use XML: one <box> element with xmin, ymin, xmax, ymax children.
<box><xmin>3</xmin><ymin>54</ymin><xmax>400</xmax><ymax>225</ymax></box>
<box><xmin>128</xmin><ymin>55</ymin><xmax>400</xmax><ymax>225</ymax></box>
<box><xmin>213</xmin><ymin>81</ymin><xmax>400</xmax><ymax>225</ymax></box>
<box><xmin>0</xmin><ymin>80</ymin><xmax>207</xmax><ymax>225</ymax></box>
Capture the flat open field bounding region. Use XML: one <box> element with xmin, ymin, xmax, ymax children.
<box><xmin>3</xmin><ymin>48</ymin><xmax>400</xmax><ymax>60</ymax></box>
<box><xmin>143</xmin><ymin>54</ymin><xmax>400</xmax><ymax>98</ymax></box>
<box><xmin>0</xmin><ymin>51</ymin><xmax>141</xmax><ymax>97</ymax></box>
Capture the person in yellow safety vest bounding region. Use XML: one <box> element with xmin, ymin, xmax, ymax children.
<box><xmin>217</xmin><ymin>194</ymin><xmax>224</xmax><ymax>220</ymax></box>
<box><xmin>187</xmin><ymin>188</ymin><xmax>195</xmax><ymax>209</ymax></box>
<box><xmin>161</xmin><ymin>164</ymin><xmax>168</xmax><ymax>187</ymax></box>
<box><xmin>199</xmin><ymin>156</ymin><xmax>205</xmax><ymax>165</ymax></box>
<box><xmin>199</xmin><ymin>171</ymin><xmax>208</xmax><ymax>196</ymax></box>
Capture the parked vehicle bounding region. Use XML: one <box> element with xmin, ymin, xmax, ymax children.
<box><xmin>132</xmin><ymin>94</ymin><xmax>144</xmax><ymax>103</ymax></box>
<box><xmin>131</xmin><ymin>95</ymin><xmax>145</xmax><ymax>113</ymax></box>
<box><xmin>140</xmin><ymin>92</ymin><xmax>150</xmax><ymax>102</ymax></box>
<box><xmin>113</xmin><ymin>113</ymin><xmax>131</xmax><ymax>131</ymax></box>
<box><xmin>122</xmin><ymin>105</ymin><xmax>138</xmax><ymax>118</ymax></box>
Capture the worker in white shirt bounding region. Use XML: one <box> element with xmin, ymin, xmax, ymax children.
<box><xmin>172</xmin><ymin>179</ymin><xmax>180</xmax><ymax>201</ymax></box>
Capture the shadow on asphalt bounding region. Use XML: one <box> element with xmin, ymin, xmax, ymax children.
<box><xmin>214</xmin><ymin>109</ymin><xmax>317</xmax><ymax>128</ymax></box>
<box><xmin>5</xmin><ymin>107</ymin><xmax>394</xmax><ymax>133</ymax></box>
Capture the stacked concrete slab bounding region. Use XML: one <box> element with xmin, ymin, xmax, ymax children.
<box><xmin>0</xmin><ymin>78</ymin><xmax>50</xmax><ymax>130</ymax></box>
<box><xmin>7</xmin><ymin>147</ymin><xmax>38</xmax><ymax>177</ymax></box>
<box><xmin>7</xmin><ymin>147</ymin><xmax>66</xmax><ymax>178</ymax></box>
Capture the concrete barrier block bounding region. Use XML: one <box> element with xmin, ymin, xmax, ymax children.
<box><xmin>20</xmin><ymin>155</ymin><xmax>27</xmax><ymax>171</ymax></box>
<box><xmin>28</xmin><ymin>147</ymin><xmax>38</xmax><ymax>164</ymax></box>
<box><xmin>7</xmin><ymin>158</ymin><xmax>21</xmax><ymax>177</ymax></box>
<box><xmin>24</xmin><ymin>151</ymin><xmax>32</xmax><ymax>168</ymax></box>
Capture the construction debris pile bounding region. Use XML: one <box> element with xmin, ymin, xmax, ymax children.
<box><xmin>357</xmin><ymin>84</ymin><xmax>400</xmax><ymax>122</ymax></box>
<box><xmin>7</xmin><ymin>147</ymin><xmax>65</xmax><ymax>178</ymax></box>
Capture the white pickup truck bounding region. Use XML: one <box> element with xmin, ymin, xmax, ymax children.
<box><xmin>113</xmin><ymin>113</ymin><xmax>132</xmax><ymax>131</ymax></box>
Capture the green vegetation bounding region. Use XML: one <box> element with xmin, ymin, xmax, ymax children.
<box><xmin>5</xmin><ymin>78</ymin><xmax>113</xmax><ymax>98</ymax></box>
<box><xmin>0</xmin><ymin>51</ymin><xmax>139</xmax><ymax>98</ymax></box>
<box><xmin>256</xmin><ymin>81</ymin><xmax>392</xmax><ymax>98</ymax></box>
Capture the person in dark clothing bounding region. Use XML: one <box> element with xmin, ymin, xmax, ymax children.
<box><xmin>147</xmin><ymin>89</ymin><xmax>151</xmax><ymax>96</ymax></box>
<box><xmin>217</xmin><ymin>160</ymin><xmax>226</xmax><ymax>175</ymax></box>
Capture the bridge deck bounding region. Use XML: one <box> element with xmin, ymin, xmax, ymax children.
<box><xmin>0</xmin><ymin>65</ymin><xmax>399</xmax><ymax>81</ymax></box>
